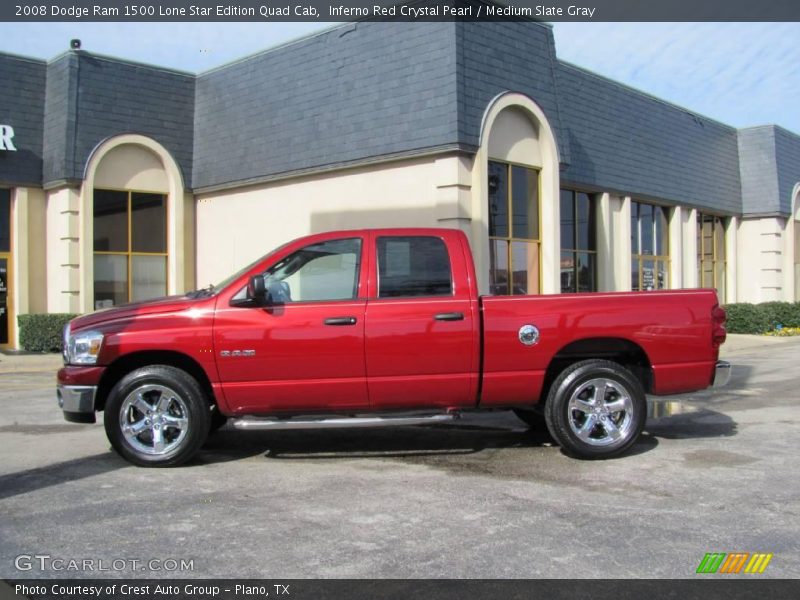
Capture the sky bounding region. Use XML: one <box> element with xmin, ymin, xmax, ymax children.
<box><xmin>1</xmin><ymin>21</ymin><xmax>798</xmax><ymax>134</ymax></box>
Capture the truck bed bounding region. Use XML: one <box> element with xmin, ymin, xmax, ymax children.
<box><xmin>479</xmin><ymin>289</ymin><xmax>720</xmax><ymax>406</ymax></box>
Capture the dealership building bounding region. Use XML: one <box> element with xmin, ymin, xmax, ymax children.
<box><xmin>0</xmin><ymin>19</ymin><xmax>799</xmax><ymax>349</ymax></box>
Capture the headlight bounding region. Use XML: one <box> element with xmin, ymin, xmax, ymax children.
<box><xmin>62</xmin><ymin>323</ymin><xmax>70</xmax><ymax>364</ymax></box>
<box><xmin>64</xmin><ymin>328</ymin><xmax>104</xmax><ymax>365</ymax></box>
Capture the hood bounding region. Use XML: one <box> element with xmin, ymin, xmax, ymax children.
<box><xmin>69</xmin><ymin>294</ymin><xmax>211</xmax><ymax>331</ymax></box>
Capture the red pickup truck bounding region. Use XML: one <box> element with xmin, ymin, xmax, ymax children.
<box><xmin>58</xmin><ymin>228</ymin><xmax>729</xmax><ymax>467</ymax></box>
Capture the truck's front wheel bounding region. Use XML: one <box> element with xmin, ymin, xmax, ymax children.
<box><xmin>104</xmin><ymin>365</ymin><xmax>211</xmax><ymax>467</ymax></box>
<box><xmin>544</xmin><ymin>359</ymin><xmax>646</xmax><ymax>459</ymax></box>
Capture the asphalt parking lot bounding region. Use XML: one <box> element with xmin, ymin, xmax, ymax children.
<box><xmin>1</xmin><ymin>336</ymin><xmax>799</xmax><ymax>579</ymax></box>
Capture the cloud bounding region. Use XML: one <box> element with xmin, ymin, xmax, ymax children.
<box><xmin>552</xmin><ymin>23</ymin><xmax>800</xmax><ymax>134</ymax></box>
<box><xmin>1</xmin><ymin>21</ymin><xmax>797</xmax><ymax>134</ymax></box>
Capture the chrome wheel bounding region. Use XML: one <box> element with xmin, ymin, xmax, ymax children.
<box><xmin>566</xmin><ymin>377</ymin><xmax>634</xmax><ymax>447</ymax></box>
<box><xmin>119</xmin><ymin>384</ymin><xmax>189</xmax><ymax>457</ymax></box>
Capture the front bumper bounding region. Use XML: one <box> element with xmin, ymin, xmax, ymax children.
<box><xmin>712</xmin><ymin>360</ymin><xmax>732</xmax><ymax>388</ymax></box>
<box><xmin>57</xmin><ymin>385</ymin><xmax>98</xmax><ymax>423</ymax></box>
<box><xmin>57</xmin><ymin>365</ymin><xmax>105</xmax><ymax>423</ymax></box>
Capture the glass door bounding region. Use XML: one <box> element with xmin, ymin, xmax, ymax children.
<box><xmin>795</xmin><ymin>220</ymin><xmax>799</xmax><ymax>301</ymax></box>
<box><xmin>0</xmin><ymin>190</ymin><xmax>11</xmax><ymax>348</ymax></box>
<box><xmin>0</xmin><ymin>256</ymin><xmax>9</xmax><ymax>347</ymax></box>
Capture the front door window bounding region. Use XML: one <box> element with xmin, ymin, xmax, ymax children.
<box><xmin>261</xmin><ymin>238</ymin><xmax>362</xmax><ymax>303</ymax></box>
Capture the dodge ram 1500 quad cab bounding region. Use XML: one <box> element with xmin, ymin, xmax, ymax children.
<box><xmin>58</xmin><ymin>228</ymin><xmax>729</xmax><ymax>466</ymax></box>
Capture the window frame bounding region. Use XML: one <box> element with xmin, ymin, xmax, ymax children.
<box><xmin>92</xmin><ymin>187</ymin><xmax>169</xmax><ymax>307</ymax></box>
<box><xmin>697</xmin><ymin>211</ymin><xmax>727</xmax><ymax>301</ymax></box>
<box><xmin>559</xmin><ymin>188</ymin><xmax>598</xmax><ymax>294</ymax></box>
<box><xmin>261</xmin><ymin>237</ymin><xmax>364</xmax><ymax>305</ymax></box>
<box><xmin>0</xmin><ymin>187</ymin><xmax>10</xmax><ymax>254</ymax></box>
<box><xmin>795</xmin><ymin>219</ymin><xmax>800</xmax><ymax>302</ymax></box>
<box><xmin>488</xmin><ymin>159</ymin><xmax>542</xmax><ymax>295</ymax></box>
<box><xmin>0</xmin><ymin>188</ymin><xmax>12</xmax><ymax>348</ymax></box>
<box><xmin>375</xmin><ymin>235</ymin><xmax>454</xmax><ymax>299</ymax></box>
<box><xmin>631</xmin><ymin>200</ymin><xmax>671</xmax><ymax>292</ymax></box>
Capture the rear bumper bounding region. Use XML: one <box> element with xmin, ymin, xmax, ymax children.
<box><xmin>57</xmin><ymin>385</ymin><xmax>98</xmax><ymax>424</ymax></box>
<box><xmin>712</xmin><ymin>360</ymin><xmax>732</xmax><ymax>388</ymax></box>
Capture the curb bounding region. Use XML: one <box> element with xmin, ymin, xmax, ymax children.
<box><xmin>719</xmin><ymin>334</ymin><xmax>800</xmax><ymax>357</ymax></box>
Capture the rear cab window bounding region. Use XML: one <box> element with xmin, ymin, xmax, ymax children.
<box><xmin>376</xmin><ymin>236</ymin><xmax>453</xmax><ymax>298</ymax></box>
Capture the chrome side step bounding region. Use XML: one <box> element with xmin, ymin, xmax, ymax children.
<box><xmin>231</xmin><ymin>412</ymin><xmax>460</xmax><ymax>431</ymax></box>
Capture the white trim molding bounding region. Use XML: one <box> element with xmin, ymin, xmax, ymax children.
<box><xmin>471</xmin><ymin>92</ymin><xmax>561</xmax><ymax>295</ymax></box>
<box><xmin>79</xmin><ymin>134</ymin><xmax>187</xmax><ymax>313</ymax></box>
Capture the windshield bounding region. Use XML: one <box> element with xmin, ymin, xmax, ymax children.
<box><xmin>187</xmin><ymin>241</ymin><xmax>292</xmax><ymax>298</ymax></box>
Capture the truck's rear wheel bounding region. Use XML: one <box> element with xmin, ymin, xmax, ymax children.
<box><xmin>544</xmin><ymin>359</ymin><xmax>645</xmax><ymax>459</ymax></box>
<box><xmin>104</xmin><ymin>365</ymin><xmax>210</xmax><ymax>467</ymax></box>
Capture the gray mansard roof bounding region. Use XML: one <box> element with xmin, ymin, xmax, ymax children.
<box><xmin>42</xmin><ymin>52</ymin><xmax>195</xmax><ymax>188</ymax></box>
<box><xmin>1</xmin><ymin>20</ymin><xmax>798</xmax><ymax>217</ymax></box>
<box><xmin>0</xmin><ymin>53</ymin><xmax>46</xmax><ymax>187</ymax></box>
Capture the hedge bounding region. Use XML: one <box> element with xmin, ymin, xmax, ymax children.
<box><xmin>723</xmin><ymin>302</ymin><xmax>800</xmax><ymax>335</ymax></box>
<box><xmin>17</xmin><ymin>313</ymin><xmax>77</xmax><ymax>352</ymax></box>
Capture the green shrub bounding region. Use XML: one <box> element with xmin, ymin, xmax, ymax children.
<box><xmin>723</xmin><ymin>302</ymin><xmax>800</xmax><ymax>334</ymax></box>
<box><xmin>760</xmin><ymin>302</ymin><xmax>800</xmax><ymax>329</ymax></box>
<box><xmin>17</xmin><ymin>313</ymin><xmax>77</xmax><ymax>352</ymax></box>
<box><xmin>723</xmin><ymin>304</ymin><xmax>770</xmax><ymax>334</ymax></box>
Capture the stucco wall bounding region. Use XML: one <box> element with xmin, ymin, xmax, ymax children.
<box><xmin>737</xmin><ymin>217</ymin><xmax>786</xmax><ymax>302</ymax></box>
<box><xmin>195</xmin><ymin>156</ymin><xmax>458</xmax><ymax>287</ymax></box>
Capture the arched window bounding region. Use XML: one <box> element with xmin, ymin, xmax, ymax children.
<box><xmin>488</xmin><ymin>161</ymin><xmax>540</xmax><ymax>294</ymax></box>
<box><xmin>474</xmin><ymin>94</ymin><xmax>560</xmax><ymax>295</ymax></box>
<box><xmin>81</xmin><ymin>135</ymin><xmax>188</xmax><ymax>313</ymax></box>
<box><xmin>93</xmin><ymin>189</ymin><xmax>167</xmax><ymax>308</ymax></box>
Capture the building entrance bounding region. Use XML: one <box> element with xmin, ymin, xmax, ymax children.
<box><xmin>795</xmin><ymin>220</ymin><xmax>799</xmax><ymax>301</ymax></box>
<box><xmin>0</xmin><ymin>189</ymin><xmax>11</xmax><ymax>348</ymax></box>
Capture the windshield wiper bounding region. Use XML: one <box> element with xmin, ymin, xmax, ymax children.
<box><xmin>186</xmin><ymin>284</ymin><xmax>215</xmax><ymax>299</ymax></box>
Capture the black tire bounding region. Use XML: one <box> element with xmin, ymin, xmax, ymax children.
<box><xmin>104</xmin><ymin>365</ymin><xmax>211</xmax><ymax>467</ymax></box>
<box><xmin>512</xmin><ymin>407</ymin><xmax>545</xmax><ymax>430</ymax></box>
<box><xmin>544</xmin><ymin>359</ymin><xmax>646</xmax><ymax>459</ymax></box>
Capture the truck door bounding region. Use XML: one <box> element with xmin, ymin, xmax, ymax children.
<box><xmin>364</xmin><ymin>232</ymin><xmax>478</xmax><ymax>410</ymax></box>
<box><xmin>214</xmin><ymin>236</ymin><xmax>369</xmax><ymax>414</ymax></box>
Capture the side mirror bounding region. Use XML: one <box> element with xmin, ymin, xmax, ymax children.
<box><xmin>246</xmin><ymin>275</ymin><xmax>267</xmax><ymax>305</ymax></box>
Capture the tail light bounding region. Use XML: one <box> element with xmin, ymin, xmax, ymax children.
<box><xmin>712</xmin><ymin>305</ymin><xmax>727</xmax><ymax>347</ymax></box>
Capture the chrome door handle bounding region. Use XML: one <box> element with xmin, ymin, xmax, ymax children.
<box><xmin>324</xmin><ymin>316</ymin><xmax>357</xmax><ymax>326</ymax></box>
<box><xmin>434</xmin><ymin>312</ymin><xmax>464</xmax><ymax>321</ymax></box>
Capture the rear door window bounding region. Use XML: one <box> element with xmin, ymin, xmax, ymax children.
<box><xmin>377</xmin><ymin>236</ymin><xmax>452</xmax><ymax>298</ymax></box>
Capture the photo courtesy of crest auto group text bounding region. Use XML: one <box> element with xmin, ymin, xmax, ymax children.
<box><xmin>1</xmin><ymin>0</ymin><xmax>799</xmax><ymax>595</ymax></box>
